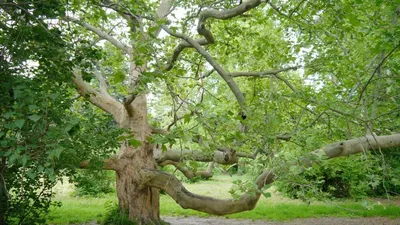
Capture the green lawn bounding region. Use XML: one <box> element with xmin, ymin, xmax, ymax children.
<box><xmin>48</xmin><ymin>175</ymin><xmax>400</xmax><ymax>224</ymax></box>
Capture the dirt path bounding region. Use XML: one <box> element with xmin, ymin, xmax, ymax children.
<box><xmin>163</xmin><ymin>217</ymin><xmax>400</xmax><ymax>225</ymax></box>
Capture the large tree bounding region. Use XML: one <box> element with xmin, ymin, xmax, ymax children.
<box><xmin>1</xmin><ymin>0</ymin><xmax>400</xmax><ymax>224</ymax></box>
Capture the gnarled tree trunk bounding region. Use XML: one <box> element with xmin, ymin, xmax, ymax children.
<box><xmin>115</xmin><ymin>148</ymin><xmax>161</xmax><ymax>224</ymax></box>
<box><xmin>113</xmin><ymin>95</ymin><xmax>163</xmax><ymax>225</ymax></box>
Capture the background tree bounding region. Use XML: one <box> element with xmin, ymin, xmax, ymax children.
<box><xmin>0</xmin><ymin>2</ymin><xmax>120</xmax><ymax>224</ymax></box>
<box><xmin>1</xmin><ymin>0</ymin><xmax>400</xmax><ymax>225</ymax></box>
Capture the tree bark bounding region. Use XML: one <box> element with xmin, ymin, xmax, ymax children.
<box><xmin>112</xmin><ymin>95</ymin><xmax>164</xmax><ymax>225</ymax></box>
<box><xmin>115</xmin><ymin>147</ymin><xmax>161</xmax><ymax>224</ymax></box>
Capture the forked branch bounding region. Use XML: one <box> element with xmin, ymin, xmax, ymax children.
<box><xmin>72</xmin><ymin>68</ymin><xmax>123</xmax><ymax>116</ymax></box>
<box><xmin>162</xmin><ymin>25</ymin><xmax>246</xmax><ymax>108</ymax></box>
<box><xmin>197</xmin><ymin>0</ymin><xmax>264</xmax><ymax>43</ymax></box>
<box><xmin>165</xmin><ymin>0</ymin><xmax>264</xmax><ymax>70</ymax></box>
<box><xmin>165</xmin><ymin>38</ymin><xmax>209</xmax><ymax>71</ymax></box>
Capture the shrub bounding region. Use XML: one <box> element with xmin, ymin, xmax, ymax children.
<box><xmin>275</xmin><ymin>150</ymin><xmax>400</xmax><ymax>200</ymax></box>
<box><xmin>103</xmin><ymin>204</ymin><xmax>135</xmax><ymax>225</ymax></box>
<box><xmin>74</xmin><ymin>170</ymin><xmax>115</xmax><ymax>197</ymax></box>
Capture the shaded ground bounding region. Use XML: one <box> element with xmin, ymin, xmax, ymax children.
<box><xmin>163</xmin><ymin>217</ymin><xmax>400</xmax><ymax>225</ymax></box>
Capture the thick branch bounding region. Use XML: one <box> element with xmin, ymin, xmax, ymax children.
<box><xmin>153</xmin><ymin>0</ymin><xmax>175</xmax><ymax>37</ymax></box>
<box><xmin>122</xmin><ymin>94</ymin><xmax>137</xmax><ymax>116</ymax></box>
<box><xmin>94</xmin><ymin>71</ymin><xmax>109</xmax><ymax>95</ymax></box>
<box><xmin>197</xmin><ymin>0</ymin><xmax>263</xmax><ymax>43</ymax></box>
<box><xmin>276</xmin><ymin>135</ymin><xmax>292</xmax><ymax>141</ymax></box>
<box><xmin>72</xmin><ymin>69</ymin><xmax>123</xmax><ymax>116</ymax></box>
<box><xmin>147</xmin><ymin>133</ymin><xmax>400</xmax><ymax>216</ymax></box>
<box><xmin>165</xmin><ymin>0</ymin><xmax>263</xmax><ymax>71</ymax></box>
<box><xmin>165</xmin><ymin>38</ymin><xmax>209</xmax><ymax>71</ymax></box>
<box><xmin>256</xmin><ymin>133</ymin><xmax>400</xmax><ymax>192</ymax></box>
<box><xmin>151</xmin><ymin>127</ymin><xmax>169</xmax><ymax>135</ymax></box>
<box><xmin>159</xmin><ymin>160</ymin><xmax>213</xmax><ymax>179</ymax></box>
<box><xmin>154</xmin><ymin>149</ymin><xmax>238</xmax><ymax>165</ymax></box>
<box><xmin>79</xmin><ymin>157</ymin><xmax>123</xmax><ymax>171</ymax></box>
<box><xmin>64</xmin><ymin>16</ymin><xmax>131</xmax><ymax>53</ymax></box>
<box><xmin>143</xmin><ymin>168</ymin><xmax>265</xmax><ymax>215</ymax></box>
<box><xmin>162</xmin><ymin>25</ymin><xmax>246</xmax><ymax>108</ymax></box>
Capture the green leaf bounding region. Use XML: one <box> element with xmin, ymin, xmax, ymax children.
<box><xmin>27</xmin><ymin>170</ymin><xmax>36</xmax><ymax>179</ymax></box>
<box><xmin>4</xmin><ymin>111</ymin><xmax>14</xmax><ymax>119</ymax></box>
<box><xmin>14</xmin><ymin>119</ymin><xmax>25</xmax><ymax>129</ymax></box>
<box><xmin>113</xmin><ymin>70</ymin><xmax>126</xmax><ymax>83</ymax></box>
<box><xmin>51</xmin><ymin>147</ymin><xmax>64</xmax><ymax>159</ymax></box>
<box><xmin>29</xmin><ymin>105</ymin><xmax>39</xmax><ymax>110</ymax></box>
<box><xmin>49</xmin><ymin>93</ymin><xmax>59</xmax><ymax>100</ymax></box>
<box><xmin>28</xmin><ymin>114</ymin><xmax>42</xmax><ymax>122</ymax></box>
<box><xmin>21</xmin><ymin>155</ymin><xmax>28</xmax><ymax>166</ymax></box>
<box><xmin>129</xmin><ymin>138</ymin><xmax>142</xmax><ymax>147</ymax></box>
<box><xmin>348</xmin><ymin>14</ymin><xmax>361</xmax><ymax>26</ymax></box>
<box><xmin>183</xmin><ymin>113</ymin><xmax>191</xmax><ymax>124</ymax></box>
<box><xmin>9</xmin><ymin>153</ymin><xmax>18</xmax><ymax>164</ymax></box>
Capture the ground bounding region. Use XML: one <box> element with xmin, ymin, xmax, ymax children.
<box><xmin>163</xmin><ymin>217</ymin><xmax>400</xmax><ymax>225</ymax></box>
<box><xmin>50</xmin><ymin>174</ymin><xmax>400</xmax><ymax>225</ymax></box>
<box><xmin>76</xmin><ymin>217</ymin><xmax>400</xmax><ymax>225</ymax></box>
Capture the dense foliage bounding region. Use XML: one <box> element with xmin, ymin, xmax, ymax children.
<box><xmin>0</xmin><ymin>2</ymin><xmax>120</xmax><ymax>223</ymax></box>
<box><xmin>74</xmin><ymin>170</ymin><xmax>115</xmax><ymax>197</ymax></box>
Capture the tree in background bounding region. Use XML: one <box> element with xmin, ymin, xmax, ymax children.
<box><xmin>0</xmin><ymin>2</ymin><xmax>120</xmax><ymax>224</ymax></box>
<box><xmin>1</xmin><ymin>0</ymin><xmax>400</xmax><ymax>224</ymax></box>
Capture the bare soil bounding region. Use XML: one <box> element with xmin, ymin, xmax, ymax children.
<box><xmin>162</xmin><ymin>217</ymin><xmax>400</xmax><ymax>225</ymax></box>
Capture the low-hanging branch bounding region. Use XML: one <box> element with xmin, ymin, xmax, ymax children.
<box><xmin>142</xmin><ymin>168</ymin><xmax>267</xmax><ymax>215</ymax></box>
<box><xmin>154</xmin><ymin>148</ymin><xmax>242</xmax><ymax>165</ymax></box>
<box><xmin>145</xmin><ymin>133</ymin><xmax>400</xmax><ymax>216</ymax></box>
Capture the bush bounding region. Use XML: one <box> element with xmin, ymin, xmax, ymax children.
<box><xmin>275</xmin><ymin>155</ymin><xmax>375</xmax><ymax>200</ymax></box>
<box><xmin>368</xmin><ymin>148</ymin><xmax>400</xmax><ymax>196</ymax></box>
<box><xmin>275</xmin><ymin>149</ymin><xmax>400</xmax><ymax>200</ymax></box>
<box><xmin>74</xmin><ymin>170</ymin><xmax>115</xmax><ymax>197</ymax></box>
<box><xmin>103</xmin><ymin>204</ymin><xmax>135</xmax><ymax>225</ymax></box>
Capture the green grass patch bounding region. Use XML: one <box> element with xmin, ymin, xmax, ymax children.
<box><xmin>48</xmin><ymin>175</ymin><xmax>400</xmax><ymax>224</ymax></box>
<box><xmin>48</xmin><ymin>196</ymin><xmax>116</xmax><ymax>224</ymax></box>
<box><xmin>160</xmin><ymin>195</ymin><xmax>400</xmax><ymax>221</ymax></box>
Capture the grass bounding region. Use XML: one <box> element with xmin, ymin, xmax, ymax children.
<box><xmin>47</xmin><ymin>175</ymin><xmax>400</xmax><ymax>224</ymax></box>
